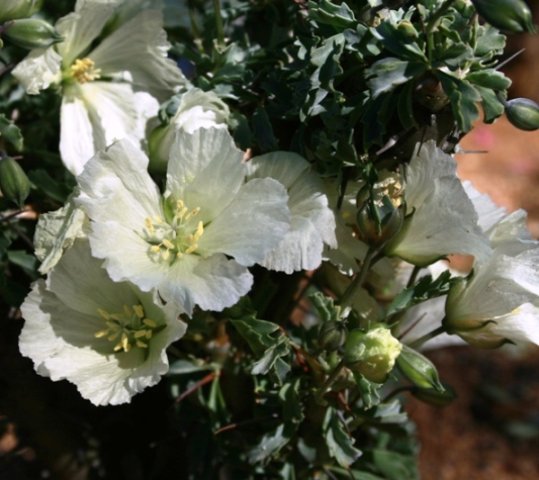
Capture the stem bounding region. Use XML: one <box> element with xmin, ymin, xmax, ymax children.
<box><xmin>320</xmin><ymin>360</ymin><xmax>345</xmax><ymax>394</ymax></box>
<box><xmin>340</xmin><ymin>248</ymin><xmax>379</xmax><ymax>309</ymax></box>
<box><xmin>383</xmin><ymin>385</ymin><xmax>412</xmax><ymax>403</ymax></box>
<box><xmin>406</xmin><ymin>265</ymin><xmax>421</xmax><ymax>289</ymax></box>
<box><xmin>213</xmin><ymin>0</ymin><xmax>224</xmax><ymax>46</ymax></box>
<box><xmin>409</xmin><ymin>324</ymin><xmax>446</xmax><ymax>349</ymax></box>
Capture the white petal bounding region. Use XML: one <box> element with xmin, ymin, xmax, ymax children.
<box><xmin>462</xmin><ymin>180</ymin><xmax>507</xmax><ymax>233</ymax></box>
<box><xmin>60</xmin><ymin>86</ymin><xmax>96</xmax><ymax>175</ymax></box>
<box><xmin>11</xmin><ymin>47</ymin><xmax>62</xmax><ymax>94</ymax></box>
<box><xmin>248</xmin><ymin>151</ymin><xmax>336</xmax><ymax>273</ymax></box>
<box><xmin>90</xmin><ymin>9</ymin><xmax>185</xmax><ymax>100</ymax></box>
<box><xmin>55</xmin><ymin>0</ymin><xmax>120</xmax><ymax>66</ymax></box>
<box><xmin>199</xmin><ymin>178</ymin><xmax>290</xmax><ymax>266</ymax></box>
<box><xmin>388</xmin><ymin>141</ymin><xmax>491</xmax><ymax>265</ymax></box>
<box><xmin>161</xmin><ymin>254</ymin><xmax>253</xmax><ymax>313</ymax></box>
<box><xmin>166</xmin><ymin>128</ymin><xmax>246</xmax><ymax>223</ymax></box>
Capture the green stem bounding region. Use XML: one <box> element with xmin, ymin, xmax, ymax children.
<box><xmin>340</xmin><ymin>248</ymin><xmax>379</xmax><ymax>309</ymax></box>
<box><xmin>409</xmin><ymin>324</ymin><xmax>446</xmax><ymax>349</ymax></box>
<box><xmin>213</xmin><ymin>0</ymin><xmax>224</xmax><ymax>46</ymax></box>
<box><xmin>406</xmin><ymin>265</ymin><xmax>421</xmax><ymax>289</ymax></box>
<box><xmin>321</xmin><ymin>360</ymin><xmax>345</xmax><ymax>394</ymax></box>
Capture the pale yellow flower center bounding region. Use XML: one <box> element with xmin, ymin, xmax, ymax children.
<box><xmin>143</xmin><ymin>199</ymin><xmax>205</xmax><ymax>264</ymax></box>
<box><xmin>69</xmin><ymin>57</ymin><xmax>101</xmax><ymax>84</ymax></box>
<box><xmin>374</xmin><ymin>173</ymin><xmax>404</xmax><ymax>208</ymax></box>
<box><xmin>94</xmin><ymin>304</ymin><xmax>161</xmax><ymax>353</ymax></box>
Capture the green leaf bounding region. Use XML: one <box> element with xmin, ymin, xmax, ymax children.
<box><xmin>230</xmin><ymin>314</ymin><xmax>280</xmax><ymax>355</ymax></box>
<box><xmin>251</xmin><ymin>107</ymin><xmax>278</xmax><ymax>152</ymax></box>
<box><xmin>251</xmin><ymin>337</ymin><xmax>291</xmax><ymax>377</ymax></box>
<box><xmin>438</xmin><ymin>73</ymin><xmax>480</xmax><ymax>132</ymax></box>
<box><xmin>386</xmin><ymin>271</ymin><xmax>451</xmax><ymax>317</ymax></box>
<box><xmin>371</xmin><ymin>449</ymin><xmax>417</xmax><ymax>480</ymax></box>
<box><xmin>168</xmin><ymin>359</ymin><xmax>218</xmax><ymax>375</ymax></box>
<box><xmin>397</xmin><ymin>81</ymin><xmax>417</xmax><ymax>129</ymax></box>
<box><xmin>466</xmin><ymin>69</ymin><xmax>511</xmax><ymax>90</ymax></box>
<box><xmin>248</xmin><ymin>424</ymin><xmax>289</xmax><ymax>463</ymax></box>
<box><xmin>308</xmin><ymin>0</ymin><xmax>356</xmax><ymax>30</ymax></box>
<box><xmin>324</xmin><ymin>408</ymin><xmax>362</xmax><ymax>468</ymax></box>
<box><xmin>310</xmin><ymin>291</ymin><xmax>341</xmax><ymax>323</ymax></box>
<box><xmin>7</xmin><ymin>250</ymin><xmax>38</xmax><ymax>274</ymax></box>
<box><xmin>0</xmin><ymin>114</ymin><xmax>24</xmax><ymax>152</ymax></box>
<box><xmin>474</xmin><ymin>85</ymin><xmax>505</xmax><ymax>123</ymax></box>
<box><xmin>366</xmin><ymin>58</ymin><xmax>424</xmax><ymax>97</ymax></box>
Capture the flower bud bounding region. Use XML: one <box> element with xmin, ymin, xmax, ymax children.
<box><xmin>505</xmin><ymin>98</ymin><xmax>539</xmax><ymax>131</ymax></box>
<box><xmin>343</xmin><ymin>325</ymin><xmax>402</xmax><ymax>383</ymax></box>
<box><xmin>0</xmin><ymin>0</ymin><xmax>41</xmax><ymax>23</ymax></box>
<box><xmin>148</xmin><ymin>124</ymin><xmax>169</xmax><ymax>174</ymax></box>
<box><xmin>471</xmin><ymin>0</ymin><xmax>535</xmax><ymax>33</ymax></box>
<box><xmin>318</xmin><ymin>321</ymin><xmax>346</xmax><ymax>351</ymax></box>
<box><xmin>0</xmin><ymin>157</ymin><xmax>30</xmax><ymax>207</ymax></box>
<box><xmin>397</xmin><ymin>20</ymin><xmax>419</xmax><ymax>39</ymax></box>
<box><xmin>3</xmin><ymin>18</ymin><xmax>63</xmax><ymax>50</ymax></box>
<box><xmin>356</xmin><ymin>196</ymin><xmax>404</xmax><ymax>247</ymax></box>
<box><xmin>411</xmin><ymin>384</ymin><xmax>457</xmax><ymax>407</ymax></box>
<box><xmin>396</xmin><ymin>344</ymin><xmax>444</xmax><ymax>392</ymax></box>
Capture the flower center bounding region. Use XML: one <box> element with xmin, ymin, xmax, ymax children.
<box><xmin>94</xmin><ymin>304</ymin><xmax>162</xmax><ymax>353</ymax></box>
<box><xmin>373</xmin><ymin>173</ymin><xmax>404</xmax><ymax>208</ymax></box>
<box><xmin>142</xmin><ymin>199</ymin><xmax>205</xmax><ymax>264</ymax></box>
<box><xmin>69</xmin><ymin>57</ymin><xmax>101</xmax><ymax>84</ymax></box>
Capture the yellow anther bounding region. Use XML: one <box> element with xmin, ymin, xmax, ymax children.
<box><xmin>144</xmin><ymin>217</ymin><xmax>155</xmax><ymax>233</ymax></box>
<box><xmin>121</xmin><ymin>333</ymin><xmax>130</xmax><ymax>352</ymax></box>
<box><xmin>107</xmin><ymin>332</ymin><xmax>119</xmax><ymax>341</ymax></box>
<box><xmin>150</xmin><ymin>245</ymin><xmax>161</xmax><ymax>253</ymax></box>
<box><xmin>184</xmin><ymin>207</ymin><xmax>201</xmax><ymax>221</ymax></box>
<box><xmin>162</xmin><ymin>249</ymin><xmax>170</xmax><ymax>261</ymax></box>
<box><xmin>162</xmin><ymin>239</ymin><xmax>175</xmax><ymax>250</ymax></box>
<box><xmin>133</xmin><ymin>305</ymin><xmax>144</xmax><ymax>318</ymax></box>
<box><xmin>69</xmin><ymin>57</ymin><xmax>101</xmax><ymax>84</ymax></box>
<box><xmin>176</xmin><ymin>199</ymin><xmax>185</xmax><ymax>210</ymax></box>
<box><xmin>94</xmin><ymin>329</ymin><xmax>109</xmax><ymax>339</ymax></box>
<box><xmin>143</xmin><ymin>318</ymin><xmax>157</xmax><ymax>328</ymax></box>
<box><xmin>176</xmin><ymin>252</ymin><xmax>183</xmax><ymax>258</ymax></box>
<box><xmin>136</xmin><ymin>340</ymin><xmax>148</xmax><ymax>348</ymax></box>
<box><xmin>194</xmin><ymin>221</ymin><xmax>204</xmax><ymax>240</ymax></box>
<box><xmin>97</xmin><ymin>308</ymin><xmax>110</xmax><ymax>320</ymax></box>
<box><xmin>184</xmin><ymin>244</ymin><xmax>198</xmax><ymax>255</ymax></box>
<box><xmin>154</xmin><ymin>216</ymin><xmax>163</xmax><ymax>224</ymax></box>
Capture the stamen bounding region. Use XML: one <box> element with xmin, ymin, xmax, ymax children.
<box><xmin>69</xmin><ymin>58</ymin><xmax>101</xmax><ymax>84</ymax></box>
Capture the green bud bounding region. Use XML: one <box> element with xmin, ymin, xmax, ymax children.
<box><xmin>397</xmin><ymin>20</ymin><xmax>419</xmax><ymax>39</ymax></box>
<box><xmin>3</xmin><ymin>18</ymin><xmax>63</xmax><ymax>50</ymax></box>
<box><xmin>505</xmin><ymin>98</ymin><xmax>539</xmax><ymax>131</ymax></box>
<box><xmin>396</xmin><ymin>344</ymin><xmax>444</xmax><ymax>392</ymax></box>
<box><xmin>0</xmin><ymin>0</ymin><xmax>41</xmax><ymax>23</ymax></box>
<box><xmin>472</xmin><ymin>0</ymin><xmax>535</xmax><ymax>33</ymax></box>
<box><xmin>0</xmin><ymin>157</ymin><xmax>30</xmax><ymax>207</ymax></box>
<box><xmin>344</xmin><ymin>325</ymin><xmax>402</xmax><ymax>383</ymax></box>
<box><xmin>318</xmin><ymin>321</ymin><xmax>346</xmax><ymax>351</ymax></box>
<box><xmin>356</xmin><ymin>196</ymin><xmax>404</xmax><ymax>247</ymax></box>
<box><xmin>411</xmin><ymin>384</ymin><xmax>457</xmax><ymax>407</ymax></box>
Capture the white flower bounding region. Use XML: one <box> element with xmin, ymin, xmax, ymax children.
<box><xmin>384</xmin><ymin>141</ymin><xmax>491</xmax><ymax>266</ymax></box>
<box><xmin>246</xmin><ymin>151</ymin><xmax>336</xmax><ymax>273</ymax></box>
<box><xmin>149</xmin><ymin>88</ymin><xmax>230</xmax><ymax>172</ymax></box>
<box><xmin>12</xmin><ymin>0</ymin><xmax>186</xmax><ymax>175</ymax></box>
<box><xmin>76</xmin><ymin>127</ymin><xmax>290</xmax><ymax>314</ymax></box>
<box><xmin>19</xmin><ymin>239</ymin><xmax>186</xmax><ymax>406</ymax></box>
<box><xmin>445</xmin><ymin>246</ymin><xmax>539</xmax><ymax>348</ymax></box>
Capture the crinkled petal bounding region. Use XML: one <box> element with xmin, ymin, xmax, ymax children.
<box><xmin>198</xmin><ymin>178</ymin><xmax>290</xmax><ymax>266</ymax></box>
<box><xmin>55</xmin><ymin>0</ymin><xmax>120</xmax><ymax>66</ymax></box>
<box><xmin>11</xmin><ymin>47</ymin><xmax>62</xmax><ymax>95</ymax></box>
<box><xmin>388</xmin><ymin>141</ymin><xmax>491</xmax><ymax>265</ymax></box>
<box><xmin>247</xmin><ymin>151</ymin><xmax>336</xmax><ymax>273</ymax></box>
<box><xmin>90</xmin><ymin>9</ymin><xmax>185</xmax><ymax>100</ymax></box>
<box><xmin>161</xmin><ymin>253</ymin><xmax>253</xmax><ymax>314</ymax></box>
<box><xmin>462</xmin><ymin>180</ymin><xmax>507</xmax><ymax>234</ymax></box>
<box><xmin>166</xmin><ymin>128</ymin><xmax>246</xmax><ymax>223</ymax></box>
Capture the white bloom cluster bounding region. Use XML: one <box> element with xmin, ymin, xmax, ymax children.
<box><xmin>14</xmin><ymin>0</ymin><xmax>539</xmax><ymax>408</ymax></box>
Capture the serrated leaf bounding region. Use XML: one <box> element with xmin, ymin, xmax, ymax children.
<box><xmin>0</xmin><ymin>114</ymin><xmax>23</xmax><ymax>152</ymax></box>
<box><xmin>324</xmin><ymin>409</ymin><xmax>362</xmax><ymax>468</ymax></box>
<box><xmin>248</xmin><ymin>424</ymin><xmax>289</xmax><ymax>463</ymax></box>
<box><xmin>310</xmin><ymin>291</ymin><xmax>341</xmax><ymax>323</ymax></box>
<box><xmin>231</xmin><ymin>315</ymin><xmax>280</xmax><ymax>355</ymax></box>
<box><xmin>474</xmin><ymin>85</ymin><xmax>505</xmax><ymax>123</ymax></box>
<box><xmin>438</xmin><ymin>73</ymin><xmax>480</xmax><ymax>131</ymax></box>
<box><xmin>251</xmin><ymin>337</ymin><xmax>290</xmax><ymax>376</ymax></box>
<box><xmin>308</xmin><ymin>0</ymin><xmax>356</xmax><ymax>30</ymax></box>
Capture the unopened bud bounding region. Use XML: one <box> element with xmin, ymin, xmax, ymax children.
<box><xmin>0</xmin><ymin>157</ymin><xmax>30</xmax><ymax>207</ymax></box>
<box><xmin>148</xmin><ymin>124</ymin><xmax>169</xmax><ymax>174</ymax></box>
<box><xmin>356</xmin><ymin>196</ymin><xmax>404</xmax><ymax>247</ymax></box>
<box><xmin>397</xmin><ymin>344</ymin><xmax>444</xmax><ymax>392</ymax></box>
<box><xmin>318</xmin><ymin>321</ymin><xmax>346</xmax><ymax>351</ymax></box>
<box><xmin>344</xmin><ymin>325</ymin><xmax>402</xmax><ymax>383</ymax></box>
<box><xmin>0</xmin><ymin>0</ymin><xmax>41</xmax><ymax>23</ymax></box>
<box><xmin>411</xmin><ymin>384</ymin><xmax>457</xmax><ymax>407</ymax></box>
<box><xmin>505</xmin><ymin>98</ymin><xmax>539</xmax><ymax>131</ymax></box>
<box><xmin>4</xmin><ymin>18</ymin><xmax>63</xmax><ymax>50</ymax></box>
<box><xmin>397</xmin><ymin>20</ymin><xmax>419</xmax><ymax>39</ymax></box>
<box><xmin>471</xmin><ymin>0</ymin><xmax>535</xmax><ymax>33</ymax></box>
